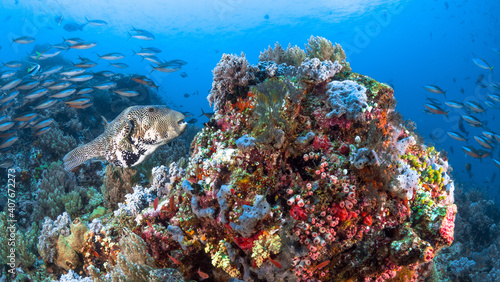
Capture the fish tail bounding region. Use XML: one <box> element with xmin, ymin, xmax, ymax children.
<box><xmin>63</xmin><ymin>137</ymin><xmax>105</xmax><ymax>171</ymax></box>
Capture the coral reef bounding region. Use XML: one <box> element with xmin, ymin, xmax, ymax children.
<box><xmin>90</xmin><ymin>38</ymin><xmax>453</xmax><ymax>281</ymax></box>
<box><xmin>434</xmin><ymin>186</ymin><xmax>500</xmax><ymax>281</ymax></box>
<box><xmin>28</xmin><ymin>38</ymin><xmax>458</xmax><ymax>282</ymax></box>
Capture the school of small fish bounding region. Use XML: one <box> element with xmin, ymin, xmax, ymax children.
<box><xmin>0</xmin><ymin>19</ymin><xmax>190</xmax><ymax>153</ymax></box>
<box><xmin>421</xmin><ymin>54</ymin><xmax>500</xmax><ymax>174</ymax></box>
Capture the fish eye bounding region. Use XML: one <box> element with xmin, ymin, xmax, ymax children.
<box><xmin>178</xmin><ymin>119</ymin><xmax>185</xmax><ymax>125</ymax></box>
<box><xmin>148</xmin><ymin>107</ymin><xmax>156</xmax><ymax>112</ymax></box>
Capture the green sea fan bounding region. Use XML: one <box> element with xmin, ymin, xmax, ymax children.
<box><xmin>251</xmin><ymin>77</ymin><xmax>300</xmax><ymax>145</ymax></box>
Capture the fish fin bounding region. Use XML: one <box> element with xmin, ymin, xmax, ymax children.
<box><xmin>96</xmin><ymin>53</ymin><xmax>101</xmax><ymax>61</ymax></box>
<box><xmin>85</xmin><ymin>16</ymin><xmax>89</xmax><ymax>23</ymax></box>
<box><xmin>63</xmin><ymin>137</ymin><xmax>105</xmax><ymax>171</ymax></box>
<box><xmin>199</xmin><ymin>108</ymin><xmax>205</xmax><ymax>117</ymax></box>
<box><xmin>101</xmin><ymin>116</ymin><xmax>109</xmax><ymax>129</ymax></box>
<box><xmin>127</xmin><ymin>31</ymin><xmax>132</xmax><ymax>40</ymax></box>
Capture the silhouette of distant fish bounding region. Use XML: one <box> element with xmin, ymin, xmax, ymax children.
<box><xmin>63</xmin><ymin>22</ymin><xmax>87</xmax><ymax>32</ymax></box>
<box><xmin>55</xmin><ymin>15</ymin><xmax>63</xmax><ymax>25</ymax></box>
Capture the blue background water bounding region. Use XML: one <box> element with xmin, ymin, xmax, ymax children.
<box><xmin>0</xmin><ymin>0</ymin><xmax>499</xmax><ymax>194</ymax></box>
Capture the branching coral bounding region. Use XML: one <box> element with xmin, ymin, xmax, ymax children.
<box><xmin>306</xmin><ymin>35</ymin><xmax>351</xmax><ymax>71</ymax></box>
<box><xmin>208</xmin><ymin>52</ymin><xmax>257</xmax><ymax>112</ymax></box>
<box><xmin>259</xmin><ymin>42</ymin><xmax>306</xmax><ymax>67</ymax></box>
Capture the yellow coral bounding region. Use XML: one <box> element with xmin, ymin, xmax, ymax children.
<box><xmin>206</xmin><ymin>240</ymin><xmax>241</xmax><ymax>277</ymax></box>
<box><xmin>251</xmin><ymin>233</ymin><xmax>281</xmax><ymax>267</ymax></box>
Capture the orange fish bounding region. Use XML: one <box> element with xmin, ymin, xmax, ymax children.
<box><xmin>314</xmin><ymin>260</ymin><xmax>330</xmax><ymax>271</ymax></box>
<box><xmin>168</xmin><ymin>254</ymin><xmax>181</xmax><ymax>265</ymax></box>
<box><xmin>67</xmin><ymin>102</ymin><xmax>93</xmax><ymax>109</ymax></box>
<box><xmin>268</xmin><ymin>257</ymin><xmax>282</xmax><ymax>269</ymax></box>
<box><xmin>197</xmin><ymin>268</ymin><xmax>209</xmax><ymax>280</ymax></box>
<box><xmin>146</xmin><ymin>220</ymin><xmax>153</xmax><ymax>230</ymax></box>
<box><xmin>153</xmin><ymin>197</ymin><xmax>159</xmax><ymax>211</ymax></box>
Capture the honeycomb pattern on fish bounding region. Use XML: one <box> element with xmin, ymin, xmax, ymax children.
<box><xmin>63</xmin><ymin>105</ymin><xmax>187</xmax><ymax>171</ymax></box>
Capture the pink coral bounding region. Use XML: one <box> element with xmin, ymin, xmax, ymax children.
<box><xmin>439</xmin><ymin>204</ymin><xmax>457</xmax><ymax>245</ymax></box>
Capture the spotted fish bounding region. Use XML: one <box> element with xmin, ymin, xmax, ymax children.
<box><xmin>63</xmin><ymin>105</ymin><xmax>187</xmax><ymax>171</ymax></box>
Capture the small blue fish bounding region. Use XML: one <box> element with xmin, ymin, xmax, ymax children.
<box><xmin>85</xmin><ymin>17</ymin><xmax>107</xmax><ymax>26</ymax></box>
<box><xmin>444</xmin><ymin>101</ymin><xmax>463</xmax><ymax>109</ymax></box>
<box><xmin>462</xmin><ymin>115</ymin><xmax>483</xmax><ymax>127</ymax></box>
<box><xmin>423</xmin><ymin>85</ymin><xmax>446</xmax><ymax>98</ymax></box>
<box><xmin>462</xmin><ymin>145</ymin><xmax>481</xmax><ymax>158</ymax></box>
<box><xmin>0</xmin><ymin>136</ymin><xmax>18</xmax><ymax>149</ymax></box>
<box><xmin>473</xmin><ymin>57</ymin><xmax>494</xmax><ymax>71</ymax></box>
<box><xmin>465</xmin><ymin>101</ymin><xmax>486</xmax><ymax>113</ymax></box>
<box><xmin>447</xmin><ymin>131</ymin><xmax>467</xmax><ymax>142</ymax></box>
<box><xmin>424</xmin><ymin>103</ymin><xmax>448</xmax><ymax>117</ymax></box>
<box><xmin>474</xmin><ymin>136</ymin><xmax>493</xmax><ymax>150</ymax></box>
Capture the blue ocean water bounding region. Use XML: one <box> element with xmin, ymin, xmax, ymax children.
<box><xmin>0</xmin><ymin>0</ymin><xmax>499</xmax><ymax>280</ymax></box>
